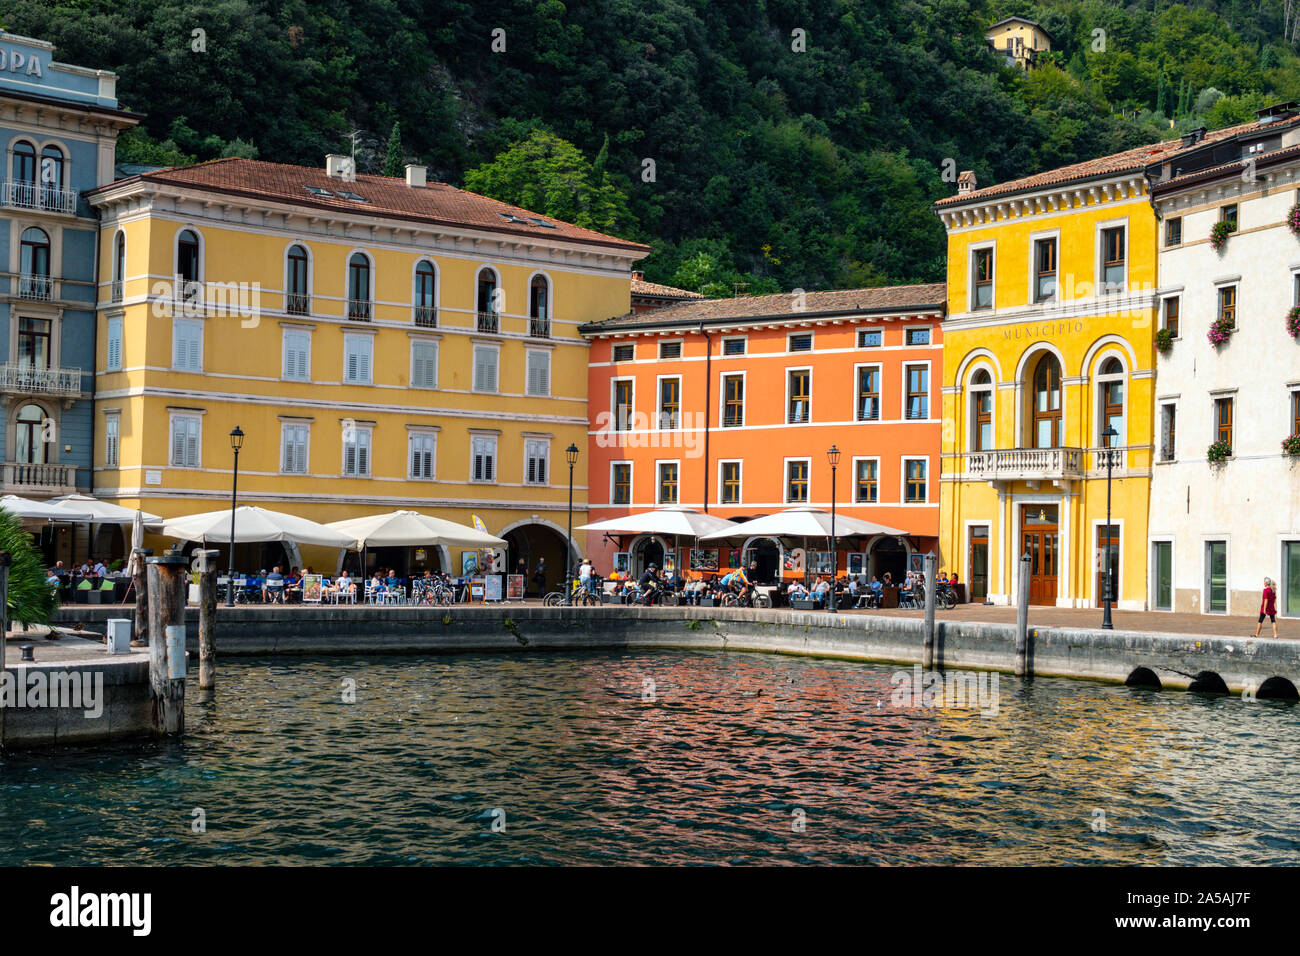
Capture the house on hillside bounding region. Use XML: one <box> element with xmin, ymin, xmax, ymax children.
<box><xmin>986</xmin><ymin>16</ymin><xmax>1051</xmax><ymax>70</ymax></box>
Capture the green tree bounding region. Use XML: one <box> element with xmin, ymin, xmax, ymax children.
<box><xmin>383</xmin><ymin>121</ymin><xmax>404</xmax><ymax>177</ymax></box>
<box><xmin>0</xmin><ymin>509</ymin><xmax>57</xmax><ymax>627</ymax></box>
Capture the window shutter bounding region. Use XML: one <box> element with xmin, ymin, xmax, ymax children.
<box><xmin>485</xmin><ymin>447</ymin><xmax>494</xmax><ymax>481</ymax></box>
<box><xmin>107</xmin><ymin>319</ymin><xmax>122</xmax><ymax>370</ymax></box>
<box><xmin>537</xmin><ymin>456</ymin><xmax>546</xmax><ymax>484</ymax></box>
<box><xmin>346</xmin><ymin>348</ymin><xmax>358</xmax><ymax>382</ymax></box>
<box><xmin>184</xmin><ymin>421</ymin><xmax>198</xmax><ymax>467</ymax></box>
<box><xmin>171</xmin><ymin>421</ymin><xmax>184</xmax><ymax>465</ymax></box>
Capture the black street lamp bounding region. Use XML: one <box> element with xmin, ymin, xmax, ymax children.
<box><xmin>1101</xmin><ymin>425</ymin><xmax>1118</xmax><ymax>630</ymax></box>
<box><xmin>226</xmin><ymin>426</ymin><xmax>244</xmax><ymax>607</ymax></box>
<box><xmin>827</xmin><ymin>444</ymin><xmax>840</xmax><ymax>614</ymax></box>
<box><xmin>564</xmin><ymin>443</ymin><xmax>579</xmax><ymax>606</ymax></box>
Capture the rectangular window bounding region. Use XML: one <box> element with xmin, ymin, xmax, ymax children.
<box><xmin>107</xmin><ymin>317</ymin><xmax>122</xmax><ymax>371</ymax></box>
<box><xmin>612</xmin><ymin>344</ymin><xmax>635</xmax><ymax>363</ymax></box>
<box><xmin>342</xmin><ymin>425</ymin><xmax>371</xmax><ymax>477</ymax></box>
<box><xmin>657</xmin><ymin>461</ymin><xmax>679</xmax><ymax>505</ymax></box>
<box><xmin>1292</xmin><ymin>390</ymin><xmax>1300</xmax><ymax>438</ymax></box>
<box><xmin>905</xmin><ymin>458</ymin><xmax>927</xmax><ymax>502</ymax></box>
<box><xmin>1286</xmin><ymin>541</ymin><xmax>1300</xmax><ymax>616</ymax></box>
<box><xmin>973</xmin><ymin>387</ymin><xmax>993</xmax><ymax>451</ymax></box>
<box><xmin>1162</xmin><ymin>296</ymin><xmax>1180</xmax><ymax>338</ymax></box>
<box><xmin>972</xmin><ymin>248</ymin><xmax>993</xmax><ymax>310</ymax></box>
<box><xmin>788</xmin><ymin>369</ymin><xmax>811</xmax><ymax>423</ymax></box>
<box><xmin>659</xmin><ymin>341</ymin><xmax>682</xmax><ymax>359</ymax></box>
<box><xmin>658</xmin><ymin>377</ymin><xmax>681</xmax><ymax>429</ymax></box>
<box><xmin>1160</xmin><ymin>403</ymin><xmax>1177</xmax><ymax>462</ymax></box>
<box><xmin>471</xmin><ymin>435</ymin><xmax>497</xmax><ymax>482</ymax></box>
<box><xmin>525</xmin><ymin>350</ymin><xmax>551</xmax><ymax>397</ymax></box>
<box><xmin>408</xmin><ymin>339</ymin><xmax>437</xmax><ymax>390</ymax></box>
<box><xmin>172</xmin><ymin>318</ymin><xmax>202</xmax><ymax>371</ymax></box>
<box><xmin>104</xmin><ymin>413</ymin><xmax>120</xmax><ymax>468</ymax></box>
<box><xmin>1165</xmin><ymin>217</ymin><xmax>1182</xmax><ymax>247</ymax></box>
<box><xmin>1153</xmin><ymin>541</ymin><xmax>1173</xmax><ymax>611</ymax></box>
<box><xmin>1218</xmin><ymin>286</ymin><xmax>1236</xmax><ymax>328</ymax></box>
<box><xmin>472</xmin><ymin>345</ymin><xmax>499</xmax><ymax>393</ymax></box>
<box><xmin>283</xmin><ymin>329</ymin><xmax>311</xmax><ymax>381</ymax></box>
<box><xmin>722</xmin><ymin>374</ymin><xmax>744</xmax><ymax>427</ymax></box>
<box><xmin>720</xmin><ymin>461</ymin><xmax>741</xmax><ymax>504</ymax></box>
<box><xmin>786</xmin><ymin>460</ymin><xmax>809</xmax><ymax>503</ymax></box>
<box><xmin>1221</xmin><ymin>204</ymin><xmax>1238</xmax><ymax>231</ymax></box>
<box><xmin>611</xmin><ymin>463</ymin><xmax>631</xmax><ymax>505</ymax></box>
<box><xmin>857</xmin><ymin>367</ymin><xmax>880</xmax><ymax>421</ymax></box>
<box><xmin>524</xmin><ymin>439</ymin><xmax>549</xmax><ymax>485</ymax></box>
<box><xmin>789</xmin><ymin>333</ymin><xmax>813</xmax><ymax>352</ymax></box>
<box><xmin>855</xmin><ymin>459</ymin><xmax>878</xmax><ymax>503</ymax></box>
<box><xmin>906</xmin><ymin>328</ymin><xmax>931</xmax><ymax>346</ymax></box>
<box><xmin>1034</xmin><ymin>237</ymin><xmax>1057</xmax><ymax>302</ymax></box>
<box><xmin>613</xmin><ymin>380</ymin><xmax>633</xmax><ymax>431</ymax></box>
<box><xmin>1101</xmin><ymin>226</ymin><xmax>1125</xmax><ymax>293</ymax></box>
<box><xmin>409</xmin><ymin>431</ymin><xmax>435</xmax><ymax>480</ymax></box>
<box><xmin>343</xmin><ymin>334</ymin><xmax>372</xmax><ymax>385</ymax></box>
<box><xmin>1294</xmin><ymin>272</ymin><xmax>1300</xmax><ymax>307</ymax></box>
<box><xmin>281</xmin><ymin>422</ymin><xmax>308</xmax><ymax>474</ymax></box>
<box><xmin>722</xmin><ymin>338</ymin><xmax>746</xmax><ymax>356</ymax></box>
<box><xmin>1206</xmin><ymin>540</ymin><xmax>1228</xmax><ymax>613</ymax></box>
<box><xmin>905</xmin><ymin>365</ymin><xmax>929</xmax><ymax>419</ymax></box>
<box><xmin>1214</xmin><ymin>396</ymin><xmax>1234</xmax><ymax>454</ymax></box>
<box><xmin>169</xmin><ymin>414</ymin><xmax>200</xmax><ymax>468</ymax></box>
<box><xmin>857</xmin><ymin>329</ymin><xmax>882</xmax><ymax>348</ymax></box>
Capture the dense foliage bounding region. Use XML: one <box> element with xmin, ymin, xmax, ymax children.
<box><xmin>9</xmin><ymin>0</ymin><xmax>1300</xmax><ymax>295</ymax></box>
<box><xmin>0</xmin><ymin>510</ymin><xmax>58</xmax><ymax>627</ymax></box>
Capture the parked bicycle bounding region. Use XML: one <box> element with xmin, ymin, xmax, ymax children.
<box><xmin>544</xmin><ymin>577</ymin><xmax>599</xmax><ymax>607</ymax></box>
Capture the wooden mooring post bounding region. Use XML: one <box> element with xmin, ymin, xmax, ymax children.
<box><xmin>1015</xmin><ymin>551</ymin><xmax>1032</xmax><ymax>678</ymax></box>
<box><xmin>131</xmin><ymin>547</ymin><xmax>152</xmax><ymax>647</ymax></box>
<box><xmin>146</xmin><ymin>553</ymin><xmax>189</xmax><ymax>736</ymax></box>
<box><xmin>922</xmin><ymin>551</ymin><xmax>937</xmax><ymax>670</ymax></box>
<box><xmin>193</xmin><ymin>548</ymin><xmax>219</xmax><ymax>692</ymax></box>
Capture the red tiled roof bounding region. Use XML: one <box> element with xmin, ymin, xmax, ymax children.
<box><xmin>581</xmin><ymin>282</ymin><xmax>945</xmax><ymax>333</ymax></box>
<box><xmin>89</xmin><ymin>157</ymin><xmax>650</xmax><ymax>253</ymax></box>
<box><xmin>631</xmin><ymin>277</ymin><xmax>704</xmax><ymax>299</ymax></box>
<box><xmin>1151</xmin><ymin>141</ymin><xmax>1300</xmax><ymax>194</ymax></box>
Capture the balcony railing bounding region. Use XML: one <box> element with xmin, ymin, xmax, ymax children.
<box><xmin>110</xmin><ymin>279</ymin><xmax>123</xmax><ymax>304</ymax></box>
<box><xmin>529</xmin><ymin>317</ymin><xmax>551</xmax><ymax>339</ymax></box>
<box><xmin>3</xmin><ymin>461</ymin><xmax>77</xmax><ymax>495</ymax></box>
<box><xmin>1</xmin><ymin>180</ymin><xmax>79</xmax><ymax>215</ymax></box>
<box><xmin>18</xmin><ymin>274</ymin><xmax>52</xmax><ymax>301</ymax></box>
<box><xmin>0</xmin><ymin>363</ymin><xmax>83</xmax><ymax>397</ymax></box>
<box><xmin>286</xmin><ymin>292</ymin><xmax>310</xmax><ymax>315</ymax></box>
<box><xmin>965</xmin><ymin>447</ymin><xmax>1084</xmax><ymax>482</ymax></box>
<box><xmin>346</xmin><ymin>298</ymin><xmax>372</xmax><ymax>321</ymax></box>
<box><xmin>723</xmin><ymin>410</ymin><xmax>743</xmax><ymax>427</ymax></box>
<box><xmin>476</xmin><ymin>310</ymin><xmax>499</xmax><ymax>333</ymax></box>
<box><xmin>414</xmin><ymin>305</ymin><xmax>437</xmax><ymax>328</ymax></box>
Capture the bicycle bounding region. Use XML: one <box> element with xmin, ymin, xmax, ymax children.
<box><xmin>720</xmin><ymin>587</ymin><xmax>771</xmax><ymax>609</ymax></box>
<box><xmin>544</xmin><ymin>578</ymin><xmax>599</xmax><ymax>607</ymax></box>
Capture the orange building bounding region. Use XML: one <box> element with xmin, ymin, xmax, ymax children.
<box><xmin>579</xmin><ymin>284</ymin><xmax>945</xmax><ymax>583</ymax></box>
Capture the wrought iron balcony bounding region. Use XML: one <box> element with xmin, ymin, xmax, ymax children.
<box><xmin>414</xmin><ymin>305</ymin><xmax>437</xmax><ymax>327</ymax></box>
<box><xmin>286</xmin><ymin>292</ymin><xmax>310</xmax><ymax>315</ymax></box>
<box><xmin>346</xmin><ymin>298</ymin><xmax>372</xmax><ymax>321</ymax></box>
<box><xmin>1</xmin><ymin>180</ymin><xmax>79</xmax><ymax>215</ymax></box>
<box><xmin>965</xmin><ymin>447</ymin><xmax>1085</xmax><ymax>482</ymax></box>
<box><xmin>476</xmin><ymin>310</ymin><xmax>499</xmax><ymax>333</ymax></box>
<box><xmin>529</xmin><ymin>317</ymin><xmax>551</xmax><ymax>339</ymax></box>
<box><xmin>0</xmin><ymin>363</ymin><xmax>83</xmax><ymax>398</ymax></box>
<box><xmin>109</xmin><ymin>279</ymin><xmax>123</xmax><ymax>304</ymax></box>
<box><xmin>2</xmin><ymin>461</ymin><xmax>77</xmax><ymax>496</ymax></box>
<box><xmin>18</xmin><ymin>274</ymin><xmax>52</xmax><ymax>301</ymax></box>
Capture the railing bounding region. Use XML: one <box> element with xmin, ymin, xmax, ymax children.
<box><xmin>1087</xmin><ymin>446</ymin><xmax>1127</xmax><ymax>476</ymax></box>
<box><xmin>477</xmin><ymin>310</ymin><xmax>499</xmax><ymax>333</ymax></box>
<box><xmin>723</xmin><ymin>410</ymin><xmax>743</xmax><ymax>428</ymax></box>
<box><xmin>414</xmin><ymin>305</ymin><xmax>437</xmax><ymax>327</ymax></box>
<box><xmin>0</xmin><ymin>363</ymin><xmax>83</xmax><ymax>397</ymax></box>
<box><xmin>1</xmin><ymin>180</ymin><xmax>79</xmax><ymax>215</ymax></box>
<box><xmin>965</xmin><ymin>447</ymin><xmax>1084</xmax><ymax>481</ymax></box>
<box><xmin>529</xmin><ymin>317</ymin><xmax>551</xmax><ymax>339</ymax></box>
<box><xmin>110</xmin><ymin>279</ymin><xmax>123</xmax><ymax>304</ymax></box>
<box><xmin>18</xmin><ymin>274</ymin><xmax>52</xmax><ymax>301</ymax></box>
<box><xmin>286</xmin><ymin>292</ymin><xmax>310</xmax><ymax>315</ymax></box>
<box><xmin>346</xmin><ymin>298</ymin><xmax>372</xmax><ymax>321</ymax></box>
<box><xmin>2</xmin><ymin>461</ymin><xmax>77</xmax><ymax>494</ymax></box>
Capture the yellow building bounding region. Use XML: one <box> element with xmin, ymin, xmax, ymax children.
<box><xmin>985</xmin><ymin>16</ymin><xmax>1051</xmax><ymax>69</ymax></box>
<box><xmin>87</xmin><ymin>156</ymin><xmax>648</xmax><ymax>581</ymax></box>
<box><xmin>933</xmin><ymin>146</ymin><xmax>1174</xmax><ymax>610</ymax></box>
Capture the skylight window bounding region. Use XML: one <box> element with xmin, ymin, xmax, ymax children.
<box><xmin>303</xmin><ymin>185</ymin><xmax>332</xmax><ymax>197</ymax></box>
<box><xmin>334</xmin><ymin>190</ymin><xmax>367</xmax><ymax>202</ymax></box>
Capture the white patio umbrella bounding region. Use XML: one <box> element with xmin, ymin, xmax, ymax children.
<box><xmin>576</xmin><ymin>507</ymin><xmax>738</xmax><ymax>538</ymax></box>
<box><xmin>160</xmin><ymin>505</ymin><xmax>355</xmax><ymax>548</ymax></box>
<box><xmin>0</xmin><ymin>494</ymin><xmax>93</xmax><ymax>521</ymax></box>
<box><xmin>50</xmin><ymin>494</ymin><xmax>161</xmax><ymax>525</ymax></box>
<box><xmin>326</xmin><ymin>510</ymin><xmax>506</xmax><ymax>549</ymax></box>
<box><xmin>698</xmin><ymin>507</ymin><xmax>907</xmax><ymax>541</ymax></box>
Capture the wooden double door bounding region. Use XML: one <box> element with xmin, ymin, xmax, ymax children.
<box><xmin>1021</xmin><ymin>505</ymin><xmax>1059</xmax><ymax>606</ymax></box>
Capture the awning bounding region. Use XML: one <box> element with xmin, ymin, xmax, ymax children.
<box><xmin>698</xmin><ymin>507</ymin><xmax>907</xmax><ymax>541</ymax></box>
<box><xmin>160</xmin><ymin>505</ymin><xmax>355</xmax><ymax>548</ymax></box>
<box><xmin>50</xmin><ymin>494</ymin><xmax>162</xmax><ymax>525</ymax></box>
<box><xmin>577</xmin><ymin>507</ymin><xmax>738</xmax><ymax>538</ymax></box>
<box><xmin>325</xmin><ymin>510</ymin><xmax>506</xmax><ymax>549</ymax></box>
<box><xmin>1</xmin><ymin>494</ymin><xmax>93</xmax><ymax>521</ymax></box>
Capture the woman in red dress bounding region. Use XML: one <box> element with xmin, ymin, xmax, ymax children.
<box><xmin>1254</xmin><ymin>577</ymin><xmax>1278</xmax><ymax>639</ymax></box>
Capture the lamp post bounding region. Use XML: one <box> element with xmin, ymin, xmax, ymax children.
<box><xmin>827</xmin><ymin>444</ymin><xmax>840</xmax><ymax>614</ymax></box>
<box><xmin>225</xmin><ymin>426</ymin><xmax>244</xmax><ymax>607</ymax></box>
<box><xmin>564</xmin><ymin>443</ymin><xmax>579</xmax><ymax>606</ymax></box>
<box><xmin>1101</xmin><ymin>425</ymin><xmax>1118</xmax><ymax>630</ymax></box>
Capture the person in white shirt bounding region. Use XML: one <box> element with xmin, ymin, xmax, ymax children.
<box><xmin>578</xmin><ymin>558</ymin><xmax>593</xmax><ymax>595</ymax></box>
<box><xmin>93</xmin><ymin>559</ymin><xmax>108</xmax><ymax>577</ymax></box>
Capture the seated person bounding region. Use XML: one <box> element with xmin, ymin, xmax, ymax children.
<box><xmin>900</xmin><ymin>573</ymin><xmax>916</xmax><ymax>608</ymax></box>
<box><xmin>812</xmin><ymin>576</ymin><xmax>833</xmax><ymax>608</ymax></box>
<box><xmin>263</xmin><ymin>566</ymin><xmax>285</xmax><ymax>602</ymax></box>
<box><xmin>787</xmin><ymin>581</ymin><xmax>811</xmax><ymax>601</ymax></box>
<box><xmin>368</xmin><ymin>572</ymin><xmax>385</xmax><ymax>598</ymax></box>
<box><xmin>333</xmin><ymin>569</ymin><xmax>357</xmax><ymax>598</ymax></box>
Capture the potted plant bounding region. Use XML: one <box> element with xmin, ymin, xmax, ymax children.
<box><xmin>1288</xmin><ymin>306</ymin><xmax>1300</xmax><ymax>339</ymax></box>
<box><xmin>1283</xmin><ymin>434</ymin><xmax>1300</xmax><ymax>457</ymax></box>
<box><xmin>1206</xmin><ymin>439</ymin><xmax>1232</xmax><ymax>464</ymax></box>
<box><xmin>1210</xmin><ymin>219</ymin><xmax>1234</xmax><ymax>252</ymax></box>
<box><xmin>1155</xmin><ymin>327</ymin><xmax>1173</xmax><ymax>355</ymax></box>
<box><xmin>1289</xmin><ymin>202</ymin><xmax>1300</xmax><ymax>238</ymax></box>
<box><xmin>1207</xmin><ymin>316</ymin><xmax>1234</xmax><ymax>346</ymax></box>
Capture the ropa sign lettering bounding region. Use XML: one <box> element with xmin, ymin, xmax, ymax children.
<box><xmin>0</xmin><ymin>47</ymin><xmax>46</xmax><ymax>78</ymax></box>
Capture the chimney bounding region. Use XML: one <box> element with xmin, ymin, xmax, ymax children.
<box><xmin>1180</xmin><ymin>127</ymin><xmax>1207</xmax><ymax>148</ymax></box>
<box><xmin>325</xmin><ymin>154</ymin><xmax>350</xmax><ymax>178</ymax></box>
<box><xmin>632</xmin><ymin>271</ymin><xmax>645</xmax><ymax>282</ymax></box>
<box><xmin>957</xmin><ymin>170</ymin><xmax>978</xmax><ymax>194</ymax></box>
<box><xmin>404</xmin><ymin>164</ymin><xmax>427</xmax><ymax>188</ymax></box>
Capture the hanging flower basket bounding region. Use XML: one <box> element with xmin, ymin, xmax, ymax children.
<box><xmin>1288</xmin><ymin>203</ymin><xmax>1300</xmax><ymax>238</ymax></box>
<box><xmin>1210</xmin><ymin>219</ymin><xmax>1234</xmax><ymax>252</ymax></box>
<box><xmin>1288</xmin><ymin>306</ymin><xmax>1300</xmax><ymax>339</ymax></box>
<box><xmin>1283</xmin><ymin>434</ymin><xmax>1300</xmax><ymax>457</ymax></box>
<box><xmin>1207</xmin><ymin>316</ymin><xmax>1234</xmax><ymax>346</ymax></box>
<box><xmin>1155</xmin><ymin>327</ymin><xmax>1173</xmax><ymax>355</ymax></box>
<box><xmin>1206</xmin><ymin>439</ymin><xmax>1232</xmax><ymax>464</ymax></box>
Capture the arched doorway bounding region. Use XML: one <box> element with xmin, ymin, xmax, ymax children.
<box><xmin>744</xmin><ymin>536</ymin><xmax>781</xmax><ymax>584</ymax></box>
<box><xmin>869</xmin><ymin>536</ymin><xmax>908</xmax><ymax>584</ymax></box>
<box><xmin>630</xmin><ymin>534</ymin><xmax>668</xmax><ymax>578</ymax></box>
<box><xmin>502</xmin><ymin>520</ymin><xmax>578</xmax><ymax>597</ymax></box>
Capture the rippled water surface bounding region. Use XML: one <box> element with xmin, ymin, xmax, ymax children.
<box><xmin>2</xmin><ymin>650</ymin><xmax>1298</xmax><ymax>865</ymax></box>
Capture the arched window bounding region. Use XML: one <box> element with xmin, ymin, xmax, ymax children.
<box><xmin>15</xmin><ymin>404</ymin><xmax>48</xmax><ymax>464</ymax></box>
<box><xmin>11</xmin><ymin>140</ymin><xmax>36</xmax><ymax>183</ymax></box>
<box><xmin>1097</xmin><ymin>356</ymin><xmax>1125</xmax><ymax>445</ymax></box>
<box><xmin>970</xmin><ymin>368</ymin><xmax>993</xmax><ymax>451</ymax></box>
<box><xmin>529</xmin><ymin>274</ymin><xmax>550</xmax><ymax>338</ymax></box>
<box><xmin>286</xmin><ymin>244</ymin><xmax>310</xmax><ymax>315</ymax></box>
<box><xmin>414</xmin><ymin>260</ymin><xmax>436</xmax><ymax>326</ymax></box>
<box><xmin>347</xmin><ymin>252</ymin><xmax>371</xmax><ymax>320</ymax></box>
<box><xmin>40</xmin><ymin>145</ymin><xmax>65</xmax><ymax>205</ymax></box>
<box><xmin>476</xmin><ymin>268</ymin><xmax>499</xmax><ymax>333</ymax></box>
<box><xmin>1030</xmin><ymin>353</ymin><xmax>1062</xmax><ymax>448</ymax></box>
<box><xmin>112</xmin><ymin>231</ymin><xmax>126</xmax><ymax>303</ymax></box>
<box><xmin>177</xmin><ymin>229</ymin><xmax>200</xmax><ymax>284</ymax></box>
<box><xmin>19</xmin><ymin>227</ymin><xmax>50</xmax><ymax>300</ymax></box>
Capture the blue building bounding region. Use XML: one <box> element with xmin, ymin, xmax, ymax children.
<box><xmin>0</xmin><ymin>31</ymin><xmax>136</xmax><ymax>557</ymax></box>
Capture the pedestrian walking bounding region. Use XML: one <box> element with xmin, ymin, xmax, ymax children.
<box><xmin>531</xmin><ymin>557</ymin><xmax>547</xmax><ymax>598</ymax></box>
<box><xmin>1255</xmin><ymin>577</ymin><xmax>1279</xmax><ymax>638</ymax></box>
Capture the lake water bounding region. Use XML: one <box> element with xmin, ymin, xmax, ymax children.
<box><xmin>2</xmin><ymin>650</ymin><xmax>1297</xmax><ymax>865</ymax></box>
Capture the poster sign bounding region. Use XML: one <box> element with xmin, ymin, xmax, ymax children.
<box><xmin>613</xmin><ymin>552</ymin><xmax>631</xmax><ymax>575</ymax></box>
<box><xmin>484</xmin><ymin>574</ymin><xmax>503</xmax><ymax>602</ymax></box>
<box><xmin>506</xmin><ymin>574</ymin><xmax>526</xmax><ymax>600</ymax></box>
<box><xmin>811</xmin><ymin>551</ymin><xmax>835</xmax><ymax>575</ymax></box>
<box><xmin>728</xmin><ymin>548</ymin><xmax>741</xmax><ymax>569</ymax></box>
<box><xmin>663</xmin><ymin>552</ymin><xmax>676</xmax><ymax>573</ymax></box>
<box><xmin>302</xmin><ymin>573</ymin><xmax>324</xmax><ymax>603</ymax></box>
<box><xmin>461</xmin><ymin>551</ymin><xmax>481</xmax><ymax>576</ymax></box>
<box><xmin>690</xmin><ymin>548</ymin><xmax>719</xmax><ymax>572</ymax></box>
<box><xmin>470</xmin><ymin>581</ymin><xmax>485</xmax><ymax>602</ymax></box>
<box><xmin>783</xmin><ymin>548</ymin><xmax>806</xmax><ymax>572</ymax></box>
<box><xmin>415</xmin><ymin>548</ymin><xmax>427</xmax><ymax>563</ymax></box>
<box><xmin>847</xmin><ymin>553</ymin><xmax>865</xmax><ymax>576</ymax></box>
<box><xmin>909</xmin><ymin>553</ymin><xmax>924</xmax><ymax>574</ymax></box>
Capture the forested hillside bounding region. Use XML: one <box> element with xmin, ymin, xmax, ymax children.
<box><xmin>8</xmin><ymin>0</ymin><xmax>1300</xmax><ymax>295</ymax></box>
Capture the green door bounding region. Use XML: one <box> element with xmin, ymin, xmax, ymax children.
<box><xmin>1153</xmin><ymin>541</ymin><xmax>1172</xmax><ymax>611</ymax></box>
<box><xmin>1206</xmin><ymin>541</ymin><xmax>1227</xmax><ymax>613</ymax></box>
<box><xmin>1286</xmin><ymin>542</ymin><xmax>1300</xmax><ymax>617</ymax></box>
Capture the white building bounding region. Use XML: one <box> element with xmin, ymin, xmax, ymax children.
<box><xmin>1147</xmin><ymin>106</ymin><xmax>1300</xmax><ymax>618</ymax></box>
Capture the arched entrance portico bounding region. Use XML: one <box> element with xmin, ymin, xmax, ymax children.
<box><xmin>628</xmin><ymin>533</ymin><xmax>669</xmax><ymax>578</ymax></box>
<box><xmin>868</xmin><ymin>535</ymin><xmax>909</xmax><ymax>583</ymax></box>
<box><xmin>501</xmin><ymin>518</ymin><xmax>583</xmax><ymax>596</ymax></box>
<box><xmin>742</xmin><ymin>536</ymin><xmax>782</xmax><ymax>584</ymax></box>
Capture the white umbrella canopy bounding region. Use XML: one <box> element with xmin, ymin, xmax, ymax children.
<box><xmin>0</xmin><ymin>494</ymin><xmax>93</xmax><ymax>521</ymax></box>
<box><xmin>161</xmin><ymin>505</ymin><xmax>355</xmax><ymax>548</ymax></box>
<box><xmin>125</xmin><ymin>509</ymin><xmax>146</xmax><ymax>577</ymax></box>
<box><xmin>576</xmin><ymin>507</ymin><xmax>738</xmax><ymax>538</ymax></box>
<box><xmin>698</xmin><ymin>507</ymin><xmax>908</xmax><ymax>541</ymax></box>
<box><xmin>325</xmin><ymin>510</ymin><xmax>506</xmax><ymax>549</ymax></box>
<box><xmin>50</xmin><ymin>494</ymin><xmax>161</xmax><ymax>525</ymax></box>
